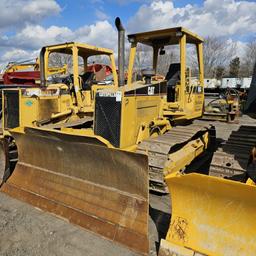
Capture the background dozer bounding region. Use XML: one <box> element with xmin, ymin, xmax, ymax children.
<box><xmin>1</xmin><ymin>42</ymin><xmax>118</xmax><ymax>131</ymax></box>
<box><xmin>159</xmin><ymin>60</ymin><xmax>256</xmax><ymax>256</ymax></box>
<box><xmin>0</xmin><ymin>42</ymin><xmax>118</xmax><ymax>182</ymax></box>
<box><xmin>1</xmin><ymin>18</ymin><xmax>213</xmax><ymax>255</ymax></box>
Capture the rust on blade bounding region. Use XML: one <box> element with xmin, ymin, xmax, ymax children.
<box><xmin>1</xmin><ymin>127</ymin><xmax>149</xmax><ymax>255</ymax></box>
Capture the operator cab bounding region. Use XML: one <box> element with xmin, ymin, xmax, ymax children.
<box><xmin>126</xmin><ymin>27</ymin><xmax>204</xmax><ymax>107</ymax></box>
<box><xmin>40</xmin><ymin>42</ymin><xmax>118</xmax><ymax>92</ymax></box>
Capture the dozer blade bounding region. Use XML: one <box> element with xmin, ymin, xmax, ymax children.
<box><xmin>1</xmin><ymin>127</ymin><xmax>149</xmax><ymax>255</ymax></box>
<box><xmin>0</xmin><ymin>139</ymin><xmax>7</xmax><ymax>182</ymax></box>
<box><xmin>159</xmin><ymin>172</ymin><xmax>256</xmax><ymax>256</ymax></box>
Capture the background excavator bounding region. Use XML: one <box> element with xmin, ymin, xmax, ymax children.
<box><xmin>159</xmin><ymin>60</ymin><xmax>256</xmax><ymax>256</ymax></box>
<box><xmin>1</xmin><ymin>17</ymin><xmax>213</xmax><ymax>255</ymax></box>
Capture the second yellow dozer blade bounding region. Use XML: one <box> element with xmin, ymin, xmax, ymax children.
<box><xmin>1</xmin><ymin>127</ymin><xmax>149</xmax><ymax>255</ymax></box>
<box><xmin>159</xmin><ymin>172</ymin><xmax>256</xmax><ymax>256</ymax></box>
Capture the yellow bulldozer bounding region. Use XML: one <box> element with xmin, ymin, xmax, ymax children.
<box><xmin>0</xmin><ymin>41</ymin><xmax>118</xmax><ymax>181</ymax></box>
<box><xmin>159</xmin><ymin>61</ymin><xmax>256</xmax><ymax>256</ymax></box>
<box><xmin>0</xmin><ymin>18</ymin><xmax>213</xmax><ymax>255</ymax></box>
<box><xmin>1</xmin><ymin>41</ymin><xmax>118</xmax><ymax>128</ymax></box>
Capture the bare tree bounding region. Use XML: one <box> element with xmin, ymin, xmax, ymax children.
<box><xmin>48</xmin><ymin>53</ymin><xmax>72</xmax><ymax>67</ymax></box>
<box><xmin>48</xmin><ymin>52</ymin><xmax>73</xmax><ymax>74</ymax></box>
<box><xmin>157</xmin><ymin>47</ymin><xmax>179</xmax><ymax>75</ymax></box>
<box><xmin>229</xmin><ymin>57</ymin><xmax>240</xmax><ymax>77</ymax></box>
<box><xmin>88</xmin><ymin>55</ymin><xmax>110</xmax><ymax>65</ymax></box>
<box><xmin>203</xmin><ymin>36</ymin><xmax>236</xmax><ymax>78</ymax></box>
<box><xmin>134</xmin><ymin>43</ymin><xmax>152</xmax><ymax>71</ymax></box>
<box><xmin>130</xmin><ymin>44</ymin><xmax>179</xmax><ymax>76</ymax></box>
<box><xmin>214</xmin><ymin>65</ymin><xmax>226</xmax><ymax>80</ymax></box>
<box><xmin>190</xmin><ymin>36</ymin><xmax>236</xmax><ymax>78</ymax></box>
<box><xmin>240</xmin><ymin>40</ymin><xmax>256</xmax><ymax>77</ymax></box>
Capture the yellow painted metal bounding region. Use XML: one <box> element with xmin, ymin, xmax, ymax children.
<box><xmin>44</xmin><ymin>42</ymin><xmax>114</xmax><ymax>55</ymax></box>
<box><xmin>127</xmin><ymin>27</ymin><xmax>203</xmax><ymax>46</ymax></box>
<box><xmin>163</xmin><ymin>172</ymin><xmax>256</xmax><ymax>256</ymax></box>
<box><xmin>197</xmin><ymin>43</ymin><xmax>204</xmax><ymax>86</ymax></box>
<box><xmin>72</xmin><ymin>46</ymin><xmax>83</xmax><ymax>107</ymax></box>
<box><xmin>47</xmin><ymin>65</ymin><xmax>67</xmax><ymax>76</ymax></box>
<box><xmin>163</xmin><ymin>131</ymin><xmax>209</xmax><ymax>176</ymax></box>
<box><xmin>127</xmin><ymin>42</ymin><xmax>137</xmax><ymax>87</ymax></box>
<box><xmin>4</xmin><ymin>63</ymin><xmax>38</xmax><ymax>73</ymax></box>
<box><xmin>179</xmin><ymin>34</ymin><xmax>186</xmax><ymax>111</ymax></box>
<box><xmin>119</xmin><ymin>95</ymin><xmax>163</xmax><ymax>148</ymax></box>
<box><xmin>109</xmin><ymin>54</ymin><xmax>118</xmax><ymax>88</ymax></box>
<box><xmin>44</xmin><ymin>48</ymin><xmax>50</xmax><ymax>79</ymax></box>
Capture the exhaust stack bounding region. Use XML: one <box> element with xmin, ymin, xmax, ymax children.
<box><xmin>115</xmin><ymin>17</ymin><xmax>125</xmax><ymax>87</ymax></box>
<box><xmin>39</xmin><ymin>47</ymin><xmax>46</xmax><ymax>87</ymax></box>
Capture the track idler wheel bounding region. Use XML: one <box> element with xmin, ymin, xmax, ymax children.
<box><xmin>0</xmin><ymin>136</ymin><xmax>18</xmax><ymax>185</ymax></box>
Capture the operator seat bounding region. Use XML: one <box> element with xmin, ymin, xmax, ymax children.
<box><xmin>165</xmin><ymin>63</ymin><xmax>180</xmax><ymax>102</ymax></box>
<box><xmin>80</xmin><ymin>72</ymin><xmax>95</xmax><ymax>90</ymax></box>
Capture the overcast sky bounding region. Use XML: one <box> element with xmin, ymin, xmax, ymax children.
<box><xmin>0</xmin><ymin>0</ymin><xmax>255</xmax><ymax>67</ymax></box>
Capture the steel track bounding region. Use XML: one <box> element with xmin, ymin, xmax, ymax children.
<box><xmin>137</xmin><ymin>123</ymin><xmax>211</xmax><ymax>193</ymax></box>
<box><xmin>209</xmin><ymin>125</ymin><xmax>256</xmax><ymax>177</ymax></box>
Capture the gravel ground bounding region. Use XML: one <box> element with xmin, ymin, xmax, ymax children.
<box><xmin>0</xmin><ymin>189</ymin><xmax>170</xmax><ymax>256</ymax></box>
<box><xmin>0</xmin><ymin>115</ymin><xmax>254</xmax><ymax>256</ymax></box>
<box><xmin>0</xmin><ymin>192</ymin><xmax>141</xmax><ymax>256</ymax></box>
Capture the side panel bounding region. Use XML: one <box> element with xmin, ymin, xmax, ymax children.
<box><xmin>20</xmin><ymin>95</ymin><xmax>71</xmax><ymax>126</ymax></box>
<box><xmin>20</xmin><ymin>96</ymin><xmax>38</xmax><ymax>126</ymax></box>
<box><xmin>94</xmin><ymin>91</ymin><xmax>162</xmax><ymax>149</ymax></box>
<box><xmin>121</xmin><ymin>96</ymin><xmax>161</xmax><ymax>148</ymax></box>
<box><xmin>184</xmin><ymin>85</ymin><xmax>204</xmax><ymax>117</ymax></box>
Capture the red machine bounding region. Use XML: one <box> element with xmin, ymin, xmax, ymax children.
<box><xmin>0</xmin><ymin>60</ymin><xmax>40</xmax><ymax>86</ymax></box>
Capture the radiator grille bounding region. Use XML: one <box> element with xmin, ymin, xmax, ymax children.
<box><xmin>4</xmin><ymin>90</ymin><xmax>19</xmax><ymax>129</ymax></box>
<box><xmin>94</xmin><ymin>94</ymin><xmax>121</xmax><ymax>148</ymax></box>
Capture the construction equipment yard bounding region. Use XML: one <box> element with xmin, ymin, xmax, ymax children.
<box><xmin>0</xmin><ymin>114</ymin><xmax>254</xmax><ymax>256</ymax></box>
<box><xmin>0</xmin><ymin>10</ymin><xmax>254</xmax><ymax>255</ymax></box>
<box><xmin>0</xmin><ymin>0</ymin><xmax>254</xmax><ymax>254</ymax></box>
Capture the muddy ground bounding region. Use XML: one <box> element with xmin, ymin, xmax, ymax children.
<box><xmin>0</xmin><ymin>115</ymin><xmax>255</xmax><ymax>256</ymax></box>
